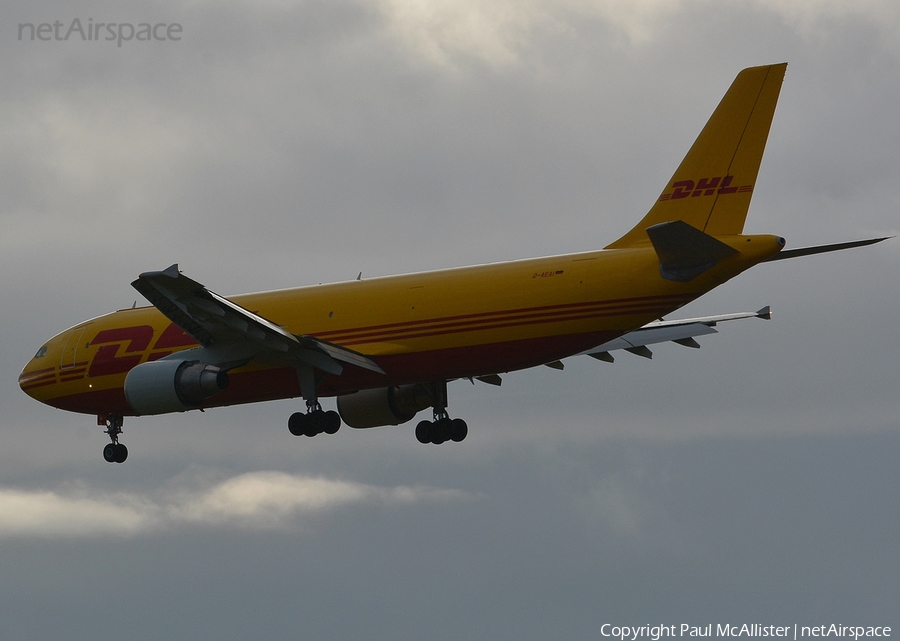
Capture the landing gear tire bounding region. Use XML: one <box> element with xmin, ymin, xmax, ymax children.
<box><xmin>415</xmin><ymin>420</ymin><xmax>432</xmax><ymax>444</ymax></box>
<box><xmin>415</xmin><ymin>417</ymin><xmax>468</xmax><ymax>445</ymax></box>
<box><xmin>450</xmin><ymin>418</ymin><xmax>468</xmax><ymax>442</ymax></box>
<box><xmin>322</xmin><ymin>411</ymin><xmax>341</xmax><ymax>435</ymax></box>
<box><xmin>433</xmin><ymin>417</ymin><xmax>450</xmax><ymax>444</ymax></box>
<box><xmin>103</xmin><ymin>442</ymin><xmax>128</xmax><ymax>463</ymax></box>
<box><xmin>288</xmin><ymin>412</ymin><xmax>306</xmax><ymax>436</ymax></box>
<box><xmin>303</xmin><ymin>416</ymin><xmax>319</xmax><ymax>437</ymax></box>
<box><xmin>288</xmin><ymin>410</ymin><xmax>342</xmax><ymax>437</ymax></box>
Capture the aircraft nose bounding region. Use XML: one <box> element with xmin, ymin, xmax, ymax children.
<box><xmin>18</xmin><ymin>345</ymin><xmax>54</xmax><ymax>400</ymax></box>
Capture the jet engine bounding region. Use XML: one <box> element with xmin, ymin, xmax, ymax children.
<box><xmin>337</xmin><ymin>384</ymin><xmax>433</xmax><ymax>428</ymax></box>
<box><xmin>124</xmin><ymin>360</ymin><xmax>229</xmax><ymax>415</ymax></box>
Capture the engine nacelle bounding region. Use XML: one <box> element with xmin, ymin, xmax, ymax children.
<box><xmin>337</xmin><ymin>384</ymin><xmax>433</xmax><ymax>428</ymax></box>
<box><xmin>124</xmin><ymin>360</ymin><xmax>229</xmax><ymax>415</ymax></box>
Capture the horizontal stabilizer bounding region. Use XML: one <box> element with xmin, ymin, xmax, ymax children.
<box><xmin>646</xmin><ymin>220</ymin><xmax>738</xmax><ymax>281</ymax></box>
<box><xmin>764</xmin><ymin>237</ymin><xmax>891</xmax><ymax>262</ymax></box>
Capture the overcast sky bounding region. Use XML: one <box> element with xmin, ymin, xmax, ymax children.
<box><xmin>2</xmin><ymin>0</ymin><xmax>899</xmax><ymax>638</ymax></box>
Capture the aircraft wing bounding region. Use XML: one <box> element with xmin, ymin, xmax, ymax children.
<box><xmin>132</xmin><ymin>264</ymin><xmax>384</xmax><ymax>375</ymax></box>
<box><xmin>577</xmin><ymin>306</ymin><xmax>772</xmax><ymax>362</ymax></box>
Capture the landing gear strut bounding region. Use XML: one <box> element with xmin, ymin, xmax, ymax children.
<box><xmin>101</xmin><ymin>415</ymin><xmax>128</xmax><ymax>463</ymax></box>
<box><xmin>287</xmin><ymin>365</ymin><xmax>341</xmax><ymax>438</ymax></box>
<box><xmin>415</xmin><ymin>381</ymin><xmax>468</xmax><ymax>445</ymax></box>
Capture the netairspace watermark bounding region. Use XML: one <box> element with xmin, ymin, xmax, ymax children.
<box><xmin>18</xmin><ymin>19</ymin><xmax>182</xmax><ymax>47</ymax></box>
<box><xmin>600</xmin><ymin>625</ymin><xmax>892</xmax><ymax>641</ymax></box>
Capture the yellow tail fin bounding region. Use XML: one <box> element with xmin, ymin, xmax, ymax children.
<box><xmin>606</xmin><ymin>63</ymin><xmax>787</xmax><ymax>249</ymax></box>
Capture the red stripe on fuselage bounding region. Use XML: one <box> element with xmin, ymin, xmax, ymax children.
<box><xmin>39</xmin><ymin>330</ymin><xmax>620</xmax><ymax>416</ymax></box>
<box><xmin>314</xmin><ymin>294</ymin><xmax>696</xmax><ymax>344</ymax></box>
<box><xmin>337</xmin><ymin>305</ymin><xmax>677</xmax><ymax>346</ymax></box>
<box><xmin>19</xmin><ymin>370</ymin><xmax>56</xmax><ymax>385</ymax></box>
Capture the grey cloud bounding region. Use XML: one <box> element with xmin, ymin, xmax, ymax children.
<box><xmin>2</xmin><ymin>0</ymin><xmax>899</xmax><ymax>636</ymax></box>
<box><xmin>0</xmin><ymin>472</ymin><xmax>470</xmax><ymax>538</ymax></box>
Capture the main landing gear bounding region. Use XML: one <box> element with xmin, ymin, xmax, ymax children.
<box><xmin>101</xmin><ymin>415</ymin><xmax>128</xmax><ymax>463</ymax></box>
<box><xmin>288</xmin><ymin>364</ymin><xmax>341</xmax><ymax>438</ymax></box>
<box><xmin>415</xmin><ymin>415</ymin><xmax>468</xmax><ymax>444</ymax></box>
<box><xmin>288</xmin><ymin>402</ymin><xmax>341</xmax><ymax>437</ymax></box>
<box><xmin>415</xmin><ymin>380</ymin><xmax>468</xmax><ymax>445</ymax></box>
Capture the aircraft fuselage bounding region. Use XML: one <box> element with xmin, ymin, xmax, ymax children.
<box><xmin>20</xmin><ymin>236</ymin><xmax>782</xmax><ymax>416</ymax></box>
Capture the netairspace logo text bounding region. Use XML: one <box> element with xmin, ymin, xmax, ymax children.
<box><xmin>18</xmin><ymin>19</ymin><xmax>182</xmax><ymax>47</ymax></box>
<box><xmin>600</xmin><ymin>625</ymin><xmax>892</xmax><ymax>641</ymax></box>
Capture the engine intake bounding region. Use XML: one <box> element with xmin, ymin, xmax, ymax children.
<box><xmin>124</xmin><ymin>360</ymin><xmax>229</xmax><ymax>415</ymax></box>
<box><xmin>337</xmin><ymin>384</ymin><xmax>432</xmax><ymax>428</ymax></box>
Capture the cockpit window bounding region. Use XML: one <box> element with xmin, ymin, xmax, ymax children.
<box><xmin>34</xmin><ymin>346</ymin><xmax>48</xmax><ymax>358</ymax></box>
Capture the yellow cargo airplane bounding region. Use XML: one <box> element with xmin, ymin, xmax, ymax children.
<box><xmin>18</xmin><ymin>63</ymin><xmax>888</xmax><ymax>463</ymax></box>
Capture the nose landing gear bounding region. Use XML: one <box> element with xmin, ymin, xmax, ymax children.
<box><xmin>101</xmin><ymin>415</ymin><xmax>128</xmax><ymax>463</ymax></box>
